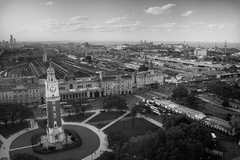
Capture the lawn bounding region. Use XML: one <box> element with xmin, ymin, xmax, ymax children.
<box><xmin>104</xmin><ymin>118</ymin><xmax>160</xmax><ymax>139</ymax></box>
<box><xmin>10</xmin><ymin>125</ymin><xmax>100</xmax><ymax>160</ymax></box>
<box><xmin>88</xmin><ymin>111</ymin><xmax>125</xmax><ymax>123</ymax></box>
<box><xmin>220</xmin><ymin>140</ymin><xmax>240</xmax><ymax>160</ymax></box>
<box><xmin>63</xmin><ymin>112</ymin><xmax>95</xmax><ymax>123</ymax></box>
<box><xmin>0</xmin><ymin>121</ymin><xmax>29</xmax><ymax>138</ymax></box>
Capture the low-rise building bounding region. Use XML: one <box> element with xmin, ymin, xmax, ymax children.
<box><xmin>133</xmin><ymin>70</ymin><xmax>164</xmax><ymax>89</ymax></box>
<box><xmin>0</xmin><ymin>76</ymin><xmax>41</xmax><ymax>104</ymax></box>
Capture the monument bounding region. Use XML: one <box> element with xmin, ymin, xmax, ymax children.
<box><xmin>39</xmin><ymin>65</ymin><xmax>73</xmax><ymax>150</ymax></box>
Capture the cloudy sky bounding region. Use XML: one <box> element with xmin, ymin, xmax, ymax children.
<box><xmin>0</xmin><ymin>0</ymin><xmax>239</xmax><ymax>42</ymax></box>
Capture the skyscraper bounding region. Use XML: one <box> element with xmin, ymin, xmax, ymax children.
<box><xmin>14</xmin><ymin>38</ymin><xmax>16</xmax><ymax>45</ymax></box>
<box><xmin>10</xmin><ymin>35</ymin><xmax>13</xmax><ymax>45</ymax></box>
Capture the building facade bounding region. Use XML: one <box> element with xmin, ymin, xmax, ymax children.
<box><xmin>1</xmin><ymin>69</ymin><xmax>164</xmax><ymax>103</ymax></box>
<box><xmin>133</xmin><ymin>70</ymin><xmax>164</xmax><ymax>89</ymax></box>
<box><xmin>0</xmin><ymin>76</ymin><xmax>41</xmax><ymax>104</ymax></box>
<box><xmin>101</xmin><ymin>74</ymin><xmax>133</xmax><ymax>96</ymax></box>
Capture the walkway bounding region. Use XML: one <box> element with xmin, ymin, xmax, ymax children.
<box><xmin>82</xmin><ymin>110</ymin><xmax>100</xmax><ymax>124</ymax></box>
<box><xmin>141</xmin><ymin>115</ymin><xmax>163</xmax><ymax>128</ymax></box>
<box><xmin>61</xmin><ymin>120</ymin><xmax>109</xmax><ymax>160</ymax></box>
<box><xmin>0</xmin><ymin>108</ymin><xmax>165</xmax><ymax>160</ymax></box>
<box><xmin>100</xmin><ymin>111</ymin><xmax>130</xmax><ymax>131</ymax></box>
<box><xmin>0</xmin><ymin>119</ymin><xmax>38</xmax><ymax>159</ymax></box>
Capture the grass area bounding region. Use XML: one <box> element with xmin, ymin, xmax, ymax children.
<box><xmin>220</xmin><ymin>140</ymin><xmax>240</xmax><ymax>160</ymax></box>
<box><xmin>33</xmin><ymin>108</ymin><xmax>46</xmax><ymax>117</ymax></box>
<box><xmin>63</xmin><ymin>112</ymin><xmax>95</xmax><ymax>123</ymax></box>
<box><xmin>88</xmin><ymin>111</ymin><xmax>124</xmax><ymax>123</ymax></box>
<box><xmin>10</xmin><ymin>125</ymin><xmax>100</xmax><ymax>160</ymax></box>
<box><xmin>104</xmin><ymin>118</ymin><xmax>160</xmax><ymax>139</ymax></box>
<box><xmin>95</xmin><ymin>151</ymin><xmax>115</xmax><ymax>160</ymax></box>
<box><xmin>0</xmin><ymin>121</ymin><xmax>29</xmax><ymax>138</ymax></box>
<box><xmin>146</xmin><ymin>114</ymin><xmax>164</xmax><ymax>124</ymax></box>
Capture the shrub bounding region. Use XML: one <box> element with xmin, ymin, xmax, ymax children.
<box><xmin>31</xmin><ymin>129</ymin><xmax>82</xmax><ymax>154</ymax></box>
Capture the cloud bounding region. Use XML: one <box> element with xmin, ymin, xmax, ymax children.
<box><xmin>105</xmin><ymin>15</ymin><xmax>134</xmax><ymax>24</ymax></box>
<box><xmin>205</xmin><ymin>23</ymin><xmax>236</xmax><ymax>30</ymax></box>
<box><xmin>152</xmin><ymin>23</ymin><xmax>177</xmax><ymax>28</ymax></box>
<box><xmin>144</xmin><ymin>4</ymin><xmax>176</xmax><ymax>15</ymax></box>
<box><xmin>181</xmin><ymin>10</ymin><xmax>196</xmax><ymax>16</ymax></box>
<box><xmin>69</xmin><ymin>16</ymin><xmax>89</xmax><ymax>21</ymax></box>
<box><xmin>67</xmin><ymin>16</ymin><xmax>89</xmax><ymax>25</ymax></box>
<box><xmin>44</xmin><ymin>1</ymin><xmax>54</xmax><ymax>5</ymax></box>
<box><xmin>191</xmin><ymin>22</ymin><xmax>204</xmax><ymax>25</ymax></box>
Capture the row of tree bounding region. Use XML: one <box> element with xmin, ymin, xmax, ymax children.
<box><xmin>0</xmin><ymin>103</ymin><xmax>33</xmax><ymax>128</ymax></box>
<box><xmin>104</xmin><ymin>115</ymin><xmax>214</xmax><ymax>160</ymax></box>
<box><xmin>206</xmin><ymin>80</ymin><xmax>240</xmax><ymax>100</ymax></box>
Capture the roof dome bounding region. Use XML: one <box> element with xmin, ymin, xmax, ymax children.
<box><xmin>47</xmin><ymin>65</ymin><xmax>55</xmax><ymax>72</ymax></box>
<box><xmin>63</xmin><ymin>72</ymin><xmax>76</xmax><ymax>81</ymax></box>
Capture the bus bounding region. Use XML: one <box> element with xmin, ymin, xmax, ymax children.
<box><xmin>38</xmin><ymin>104</ymin><xmax>46</xmax><ymax>109</ymax></box>
<box><xmin>211</xmin><ymin>132</ymin><xmax>217</xmax><ymax>141</ymax></box>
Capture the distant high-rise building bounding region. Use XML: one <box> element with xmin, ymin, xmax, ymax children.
<box><xmin>140</xmin><ymin>40</ymin><xmax>142</xmax><ymax>44</ymax></box>
<box><xmin>144</xmin><ymin>40</ymin><xmax>146</xmax><ymax>44</ymax></box>
<box><xmin>43</xmin><ymin>49</ymin><xmax>47</xmax><ymax>62</ymax></box>
<box><xmin>224</xmin><ymin>40</ymin><xmax>227</xmax><ymax>48</ymax></box>
<box><xmin>14</xmin><ymin>38</ymin><xmax>16</xmax><ymax>45</ymax></box>
<box><xmin>10</xmin><ymin>35</ymin><xmax>13</xmax><ymax>45</ymax></box>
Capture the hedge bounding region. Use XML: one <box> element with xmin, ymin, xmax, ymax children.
<box><xmin>31</xmin><ymin>129</ymin><xmax>82</xmax><ymax>154</ymax></box>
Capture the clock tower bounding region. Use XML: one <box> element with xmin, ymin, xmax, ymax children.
<box><xmin>45</xmin><ymin>65</ymin><xmax>64</xmax><ymax>143</ymax></box>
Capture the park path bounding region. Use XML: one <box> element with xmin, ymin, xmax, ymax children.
<box><xmin>1</xmin><ymin>106</ymin><xmax>164</xmax><ymax>160</ymax></box>
<box><xmin>151</xmin><ymin>91</ymin><xmax>169</xmax><ymax>97</ymax></box>
<box><xmin>141</xmin><ymin>115</ymin><xmax>163</xmax><ymax>128</ymax></box>
<box><xmin>61</xmin><ymin>121</ymin><xmax>109</xmax><ymax>160</ymax></box>
<box><xmin>82</xmin><ymin>110</ymin><xmax>100</xmax><ymax>124</ymax></box>
<box><xmin>0</xmin><ymin>134</ymin><xmax>6</xmax><ymax>142</ymax></box>
<box><xmin>100</xmin><ymin>111</ymin><xmax>130</xmax><ymax>131</ymax></box>
<box><xmin>0</xmin><ymin>119</ymin><xmax>38</xmax><ymax>160</ymax></box>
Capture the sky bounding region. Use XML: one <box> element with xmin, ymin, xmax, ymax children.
<box><xmin>0</xmin><ymin>0</ymin><xmax>240</xmax><ymax>43</ymax></box>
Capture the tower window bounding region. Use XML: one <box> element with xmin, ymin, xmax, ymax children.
<box><xmin>53</xmin><ymin>113</ymin><xmax>56</xmax><ymax>118</ymax></box>
<box><xmin>54</xmin><ymin>121</ymin><xmax>57</xmax><ymax>128</ymax></box>
<box><xmin>53</xmin><ymin>106</ymin><xmax>56</xmax><ymax>111</ymax></box>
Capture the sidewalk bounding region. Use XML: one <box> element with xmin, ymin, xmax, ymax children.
<box><xmin>82</xmin><ymin>110</ymin><xmax>101</xmax><ymax>124</ymax></box>
<box><xmin>142</xmin><ymin>115</ymin><xmax>163</xmax><ymax>128</ymax></box>
<box><xmin>0</xmin><ymin>119</ymin><xmax>39</xmax><ymax>160</ymax></box>
<box><xmin>61</xmin><ymin>121</ymin><xmax>109</xmax><ymax>160</ymax></box>
<box><xmin>100</xmin><ymin>111</ymin><xmax>130</xmax><ymax>131</ymax></box>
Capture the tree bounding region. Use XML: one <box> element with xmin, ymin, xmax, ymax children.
<box><xmin>9</xmin><ymin>104</ymin><xmax>21</xmax><ymax>127</ymax></box>
<box><xmin>138</xmin><ymin>64</ymin><xmax>149</xmax><ymax>72</ymax></box>
<box><xmin>186</xmin><ymin>93</ymin><xmax>197</xmax><ymax>106</ymax></box>
<box><xmin>103</xmin><ymin>94</ymin><xmax>128</xmax><ymax>111</ymax></box>
<box><xmin>0</xmin><ymin>104</ymin><xmax>10</xmax><ymax>128</ymax></box>
<box><xmin>229</xmin><ymin>115</ymin><xmax>240</xmax><ymax>134</ymax></box>
<box><xmin>131</xmin><ymin>105</ymin><xmax>138</xmax><ymax>127</ymax></box>
<box><xmin>68</xmin><ymin>98</ymin><xmax>88</xmax><ymax>117</ymax></box>
<box><xmin>172</xmin><ymin>85</ymin><xmax>188</xmax><ymax>99</ymax></box>
<box><xmin>12</xmin><ymin>153</ymin><xmax>42</xmax><ymax>160</ymax></box>
<box><xmin>140</xmin><ymin>115</ymin><xmax>213</xmax><ymax>160</ymax></box>
<box><xmin>222</xmin><ymin>100</ymin><xmax>230</xmax><ymax>108</ymax></box>
<box><xmin>228</xmin><ymin>64</ymin><xmax>237</xmax><ymax>73</ymax></box>
<box><xmin>85</xmin><ymin>55</ymin><xmax>92</xmax><ymax>62</ymax></box>
<box><xmin>19</xmin><ymin>105</ymin><xmax>34</xmax><ymax>125</ymax></box>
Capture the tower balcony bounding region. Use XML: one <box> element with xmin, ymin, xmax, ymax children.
<box><xmin>45</xmin><ymin>96</ymin><xmax>60</xmax><ymax>101</ymax></box>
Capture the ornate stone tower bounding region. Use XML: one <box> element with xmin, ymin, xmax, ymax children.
<box><xmin>45</xmin><ymin>65</ymin><xmax>64</xmax><ymax>143</ymax></box>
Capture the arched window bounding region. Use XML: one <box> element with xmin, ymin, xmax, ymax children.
<box><xmin>69</xmin><ymin>84</ymin><xmax>73</xmax><ymax>89</ymax></box>
<box><xmin>54</xmin><ymin>121</ymin><xmax>57</xmax><ymax>128</ymax></box>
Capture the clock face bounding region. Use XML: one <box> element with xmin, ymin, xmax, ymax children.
<box><xmin>50</xmin><ymin>86</ymin><xmax>56</xmax><ymax>92</ymax></box>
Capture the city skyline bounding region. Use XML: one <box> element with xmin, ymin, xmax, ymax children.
<box><xmin>0</xmin><ymin>0</ymin><xmax>240</xmax><ymax>42</ymax></box>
